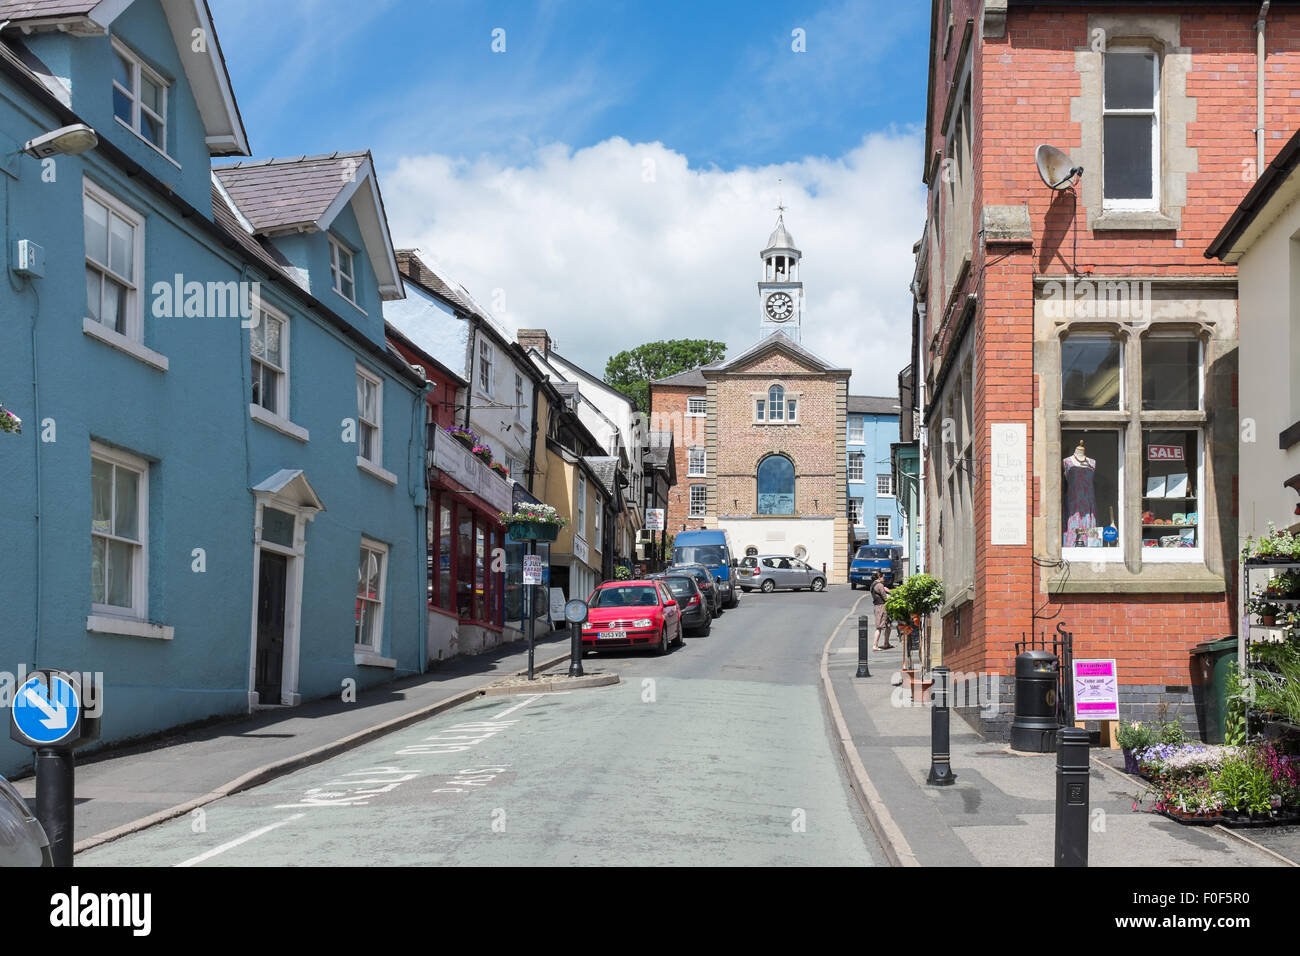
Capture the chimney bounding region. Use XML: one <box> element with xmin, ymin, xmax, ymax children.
<box><xmin>518</xmin><ymin>329</ymin><xmax>552</xmax><ymax>356</ymax></box>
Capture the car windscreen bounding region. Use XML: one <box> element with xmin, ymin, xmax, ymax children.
<box><xmin>591</xmin><ymin>585</ymin><xmax>661</xmax><ymax>607</ymax></box>
<box><xmin>673</xmin><ymin>544</ymin><xmax>726</xmax><ymax>567</ymax></box>
<box><xmin>855</xmin><ymin>547</ymin><xmax>894</xmax><ymax>560</ymax></box>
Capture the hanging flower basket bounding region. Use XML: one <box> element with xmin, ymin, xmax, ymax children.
<box><xmin>445</xmin><ymin>425</ymin><xmax>479</xmax><ymax>449</ymax></box>
<box><xmin>502</xmin><ymin>504</ymin><xmax>566</xmax><ymax>542</ymax></box>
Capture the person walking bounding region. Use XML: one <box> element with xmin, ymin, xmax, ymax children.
<box><xmin>870</xmin><ymin>571</ymin><xmax>894</xmax><ymax>651</ymax></box>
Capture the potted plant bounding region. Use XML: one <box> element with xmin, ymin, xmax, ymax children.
<box><xmin>445</xmin><ymin>424</ymin><xmax>479</xmax><ymax>449</ymax></box>
<box><xmin>501</xmin><ymin>503</ymin><xmax>566</xmax><ymax>541</ymax></box>
<box><xmin>472</xmin><ymin>443</ymin><xmax>494</xmax><ymax>465</ymax></box>
<box><xmin>1248</xmin><ymin>590</ymin><xmax>1282</xmax><ymax>626</ymax></box>
<box><xmin>1116</xmin><ymin>720</ymin><xmax>1157</xmax><ymax>774</ymax></box>
<box><xmin>489</xmin><ymin>461</ymin><xmax>509</xmax><ymax>479</ymax></box>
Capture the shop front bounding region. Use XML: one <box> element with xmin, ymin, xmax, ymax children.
<box><xmin>426</xmin><ymin>426</ymin><xmax>513</xmax><ymax>661</ymax></box>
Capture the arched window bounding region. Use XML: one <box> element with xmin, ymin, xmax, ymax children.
<box><xmin>768</xmin><ymin>385</ymin><xmax>785</xmax><ymax>421</ymax></box>
<box><xmin>757</xmin><ymin>455</ymin><xmax>795</xmax><ymax>515</ymax></box>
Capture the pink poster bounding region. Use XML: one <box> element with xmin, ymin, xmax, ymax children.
<box><xmin>1073</xmin><ymin>659</ymin><xmax>1119</xmax><ymax>720</ymax></box>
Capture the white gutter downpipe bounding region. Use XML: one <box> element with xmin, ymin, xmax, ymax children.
<box><xmin>1257</xmin><ymin>2</ymin><xmax>1271</xmax><ymax>179</ymax></box>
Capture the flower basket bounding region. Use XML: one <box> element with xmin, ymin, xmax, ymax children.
<box><xmin>508</xmin><ymin>521</ymin><xmax>558</xmax><ymax>541</ymax></box>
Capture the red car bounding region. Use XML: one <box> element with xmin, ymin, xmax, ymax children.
<box><xmin>581</xmin><ymin>580</ymin><xmax>683</xmax><ymax>655</ymax></box>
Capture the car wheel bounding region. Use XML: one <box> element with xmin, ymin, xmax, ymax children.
<box><xmin>673</xmin><ymin>622</ymin><xmax>684</xmax><ymax>646</ymax></box>
<box><xmin>760</xmin><ymin>579</ymin><xmax>775</xmax><ymax>593</ymax></box>
<box><xmin>656</xmin><ymin>627</ymin><xmax>669</xmax><ymax>655</ymax></box>
<box><xmin>850</xmin><ymin>581</ymin><xmax>858</xmax><ymax>590</ymax></box>
<box><xmin>812</xmin><ymin>577</ymin><xmax>826</xmax><ymax>592</ymax></box>
<box><xmin>698</xmin><ymin>617</ymin><xmax>712</xmax><ymax>636</ymax></box>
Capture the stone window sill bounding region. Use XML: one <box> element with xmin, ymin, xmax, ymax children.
<box><xmin>1047</xmin><ymin>565</ymin><xmax>1226</xmax><ymax>594</ymax></box>
<box><xmin>358</xmin><ymin>456</ymin><xmax>398</xmax><ymax>486</ymax></box>
<box><xmin>83</xmin><ymin>318</ymin><xmax>169</xmax><ymax>372</ymax></box>
<box><xmin>250</xmin><ymin>404</ymin><xmax>309</xmax><ymax>442</ymax></box>
<box><xmin>354</xmin><ymin>649</ymin><xmax>396</xmax><ymax>668</ymax></box>
<box><xmin>1092</xmin><ymin>210</ymin><xmax>1179</xmax><ymax>232</ymax></box>
<box><xmin>87</xmin><ymin>614</ymin><xmax>174</xmax><ymax>640</ymax></box>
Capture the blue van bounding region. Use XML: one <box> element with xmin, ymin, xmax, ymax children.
<box><xmin>849</xmin><ymin>545</ymin><xmax>903</xmax><ymax>589</ymax></box>
<box><xmin>672</xmin><ymin>529</ymin><xmax>739</xmax><ymax>608</ymax></box>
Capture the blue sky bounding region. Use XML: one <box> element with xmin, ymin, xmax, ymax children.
<box><xmin>218</xmin><ymin>0</ymin><xmax>928</xmax><ymax>170</ymax></box>
<box><xmin>213</xmin><ymin>0</ymin><xmax>930</xmax><ymax>393</ymax></box>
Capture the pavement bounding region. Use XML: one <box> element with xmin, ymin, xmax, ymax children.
<box><xmin>823</xmin><ymin>600</ymin><xmax>1294</xmax><ymax>867</ymax></box>
<box><xmin>75</xmin><ymin>588</ymin><xmax>884</xmax><ymax>866</ymax></box>
<box><xmin>13</xmin><ymin>629</ymin><xmax>576</xmax><ymax>852</ymax></box>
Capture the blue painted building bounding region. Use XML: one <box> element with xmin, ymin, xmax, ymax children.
<box><xmin>0</xmin><ymin>0</ymin><xmax>426</xmax><ymax>774</ymax></box>
<box><xmin>846</xmin><ymin>395</ymin><xmax>902</xmax><ymax>559</ymax></box>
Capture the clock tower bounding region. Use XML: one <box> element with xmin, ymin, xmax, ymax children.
<box><xmin>758</xmin><ymin>209</ymin><xmax>803</xmax><ymax>342</ymax></box>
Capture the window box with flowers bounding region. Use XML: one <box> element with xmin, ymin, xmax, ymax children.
<box><xmin>502</xmin><ymin>504</ymin><xmax>567</xmax><ymax>541</ymax></box>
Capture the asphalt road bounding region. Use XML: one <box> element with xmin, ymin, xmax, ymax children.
<box><xmin>80</xmin><ymin>585</ymin><xmax>884</xmax><ymax>866</ymax></box>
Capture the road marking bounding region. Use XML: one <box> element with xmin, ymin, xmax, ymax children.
<box><xmin>489</xmin><ymin>692</ymin><xmax>567</xmax><ymax>721</ymax></box>
<box><xmin>175</xmin><ymin>813</ymin><xmax>305</xmax><ymax>867</ymax></box>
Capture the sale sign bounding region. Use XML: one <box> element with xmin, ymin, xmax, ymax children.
<box><xmin>1073</xmin><ymin>659</ymin><xmax>1119</xmax><ymax>720</ymax></box>
<box><xmin>1147</xmin><ymin>444</ymin><xmax>1184</xmax><ymax>462</ymax></box>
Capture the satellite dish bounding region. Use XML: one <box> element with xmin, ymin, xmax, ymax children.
<box><xmin>1035</xmin><ymin>144</ymin><xmax>1082</xmax><ymax>190</ymax></box>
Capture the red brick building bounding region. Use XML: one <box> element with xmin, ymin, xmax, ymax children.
<box><xmin>649</xmin><ymin>368</ymin><xmax>710</xmax><ymax>535</ymax></box>
<box><xmin>916</xmin><ymin>0</ymin><xmax>1300</xmax><ymax>734</ymax></box>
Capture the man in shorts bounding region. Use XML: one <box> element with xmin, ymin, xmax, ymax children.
<box><xmin>871</xmin><ymin>571</ymin><xmax>894</xmax><ymax>651</ymax></box>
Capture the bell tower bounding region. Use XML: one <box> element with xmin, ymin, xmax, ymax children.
<box><xmin>758</xmin><ymin>201</ymin><xmax>803</xmax><ymax>342</ymax></box>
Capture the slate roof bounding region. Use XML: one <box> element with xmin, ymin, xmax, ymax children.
<box><xmin>582</xmin><ymin>456</ymin><xmax>619</xmax><ymax>497</ymax></box>
<box><xmin>644</xmin><ymin>430</ymin><xmax>674</xmax><ymax>469</ymax></box>
<box><xmin>848</xmin><ymin>395</ymin><xmax>901</xmax><ymax>416</ymax></box>
<box><xmin>210</xmin><ymin>182</ymin><xmax>295</xmax><ymax>277</ymax></box>
<box><xmin>650</xmin><ymin>361</ymin><xmax>722</xmax><ymax>387</ymax></box>
<box><xmin>212</xmin><ymin>152</ymin><xmax>369</xmax><ymax>233</ymax></box>
<box><xmin>395</xmin><ymin>250</ymin><xmax>480</xmax><ymax>316</ymax></box>
<box><xmin>0</xmin><ymin>1</ymin><xmax>99</xmax><ymax>18</ymax></box>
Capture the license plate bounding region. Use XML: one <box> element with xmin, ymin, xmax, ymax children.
<box><xmin>600</xmin><ymin>630</ymin><xmax>627</xmax><ymax>640</ymax></box>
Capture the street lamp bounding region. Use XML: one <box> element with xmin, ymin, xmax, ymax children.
<box><xmin>22</xmin><ymin>124</ymin><xmax>98</xmax><ymax>159</ymax></box>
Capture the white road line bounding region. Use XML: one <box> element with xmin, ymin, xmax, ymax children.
<box><xmin>174</xmin><ymin>813</ymin><xmax>305</xmax><ymax>868</ymax></box>
<box><xmin>490</xmin><ymin>694</ymin><xmax>545</xmax><ymax>720</ymax></box>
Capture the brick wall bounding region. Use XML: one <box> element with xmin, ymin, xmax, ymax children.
<box><xmin>648</xmin><ymin>383</ymin><xmax>708</xmax><ymax>533</ymax></box>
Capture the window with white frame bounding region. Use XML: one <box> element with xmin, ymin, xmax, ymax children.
<box><xmin>576</xmin><ymin>472</ymin><xmax>587</xmax><ymax>532</ymax></box>
<box><xmin>929</xmin><ymin>338</ymin><xmax>975</xmax><ymax>596</ymax></box>
<box><xmin>91</xmin><ymin>443</ymin><xmax>147</xmax><ymax>617</ymax></box>
<box><xmin>478</xmin><ymin>338</ymin><xmax>494</xmax><ymax>397</ymax></box>
<box><xmin>849</xmin><ymin>417</ymin><xmax>865</xmax><ymax>443</ymax></box>
<box><xmin>356</xmin><ymin>366</ymin><xmax>382</xmax><ymax>465</ymax></box>
<box><xmin>689</xmin><ymin>483</ymin><xmax>707</xmax><ymax>517</ymax></box>
<box><xmin>355</xmin><ymin>539</ymin><xmax>387</xmax><ymax>650</ymax></box>
<box><xmin>329</xmin><ymin>235</ymin><xmax>358</xmax><ymax>305</ymax></box>
<box><xmin>687</xmin><ymin>396</ymin><xmax>707</xmax><ymax>417</ymax></box>
<box><xmin>767</xmin><ymin>385</ymin><xmax>785</xmax><ymax>421</ymax></box>
<box><xmin>877</xmin><ymin>515</ymin><xmax>892</xmax><ymax>539</ymax></box>
<box><xmin>847</xmin><ymin>453</ymin><xmax>864</xmax><ymax>482</ymax></box>
<box><xmin>84</xmin><ymin>183</ymin><xmax>142</xmax><ymax>339</ymax></box>
<box><xmin>250</xmin><ymin>307</ymin><xmax>288</xmax><ymax>416</ymax></box>
<box><xmin>848</xmin><ymin>498</ymin><xmax>864</xmax><ymax>525</ymax></box>
<box><xmin>688</xmin><ymin>446</ymin><xmax>706</xmax><ymax>477</ymax></box>
<box><xmin>594</xmin><ymin>494</ymin><xmax>602</xmax><ymax>539</ymax></box>
<box><xmin>877</xmin><ymin>474</ymin><xmax>894</xmax><ymax>497</ymax></box>
<box><xmin>515</xmin><ymin>372</ymin><xmax>525</xmax><ymax>420</ymax></box>
<box><xmin>112</xmin><ymin>39</ymin><xmax>167</xmax><ymax>152</ymax></box>
<box><xmin>1103</xmin><ymin>48</ymin><xmax>1160</xmax><ymax>209</ymax></box>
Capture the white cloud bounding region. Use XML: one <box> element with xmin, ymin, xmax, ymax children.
<box><xmin>382</xmin><ymin>130</ymin><xmax>924</xmax><ymax>396</ymax></box>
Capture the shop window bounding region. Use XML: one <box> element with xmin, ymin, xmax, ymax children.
<box><xmin>1061</xmin><ymin>334</ymin><xmax>1121</xmax><ymax>410</ymax></box>
<box><xmin>1141</xmin><ymin>429</ymin><xmax>1200</xmax><ymax>557</ymax></box>
<box><xmin>1061</xmin><ymin>429</ymin><xmax>1122</xmax><ymax>554</ymax></box>
<box><xmin>1141</xmin><ymin>336</ymin><xmax>1200</xmax><ymax>411</ymax></box>
<box><xmin>475</xmin><ymin>523</ymin><xmax>487</xmax><ymax>622</ymax></box>
<box><xmin>438</xmin><ymin>501</ymin><xmax>452</xmax><ymax>608</ymax></box>
<box><xmin>457</xmin><ymin>510</ymin><xmax>473</xmax><ymax>618</ymax></box>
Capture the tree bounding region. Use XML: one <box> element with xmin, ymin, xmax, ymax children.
<box><xmin>604</xmin><ymin>339</ymin><xmax>728</xmax><ymax>412</ymax></box>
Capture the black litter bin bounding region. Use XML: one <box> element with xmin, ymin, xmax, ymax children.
<box><xmin>1191</xmin><ymin>637</ymin><xmax>1238</xmax><ymax>744</ymax></box>
<box><xmin>1011</xmin><ymin>649</ymin><xmax>1060</xmax><ymax>752</ymax></box>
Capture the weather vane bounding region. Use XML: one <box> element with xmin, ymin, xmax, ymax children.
<box><xmin>775</xmin><ymin>178</ymin><xmax>785</xmax><ymax>218</ymax></box>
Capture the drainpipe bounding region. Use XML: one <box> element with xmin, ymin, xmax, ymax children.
<box><xmin>463</xmin><ymin>317</ymin><xmax>477</xmax><ymax>429</ymax></box>
<box><xmin>1257</xmin><ymin>2</ymin><xmax>1271</xmax><ymax>179</ymax></box>
<box><xmin>526</xmin><ymin>373</ymin><xmax>539</xmax><ymax>494</ymax></box>
<box><xmin>414</xmin><ymin>380</ymin><xmax>432</xmax><ymax>674</ymax></box>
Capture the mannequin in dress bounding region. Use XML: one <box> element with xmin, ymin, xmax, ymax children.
<box><xmin>1063</xmin><ymin>441</ymin><xmax>1098</xmax><ymax>546</ymax></box>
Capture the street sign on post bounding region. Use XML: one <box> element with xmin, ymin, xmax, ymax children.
<box><xmin>9</xmin><ymin>670</ymin><xmax>99</xmax><ymax>867</ymax></box>
<box><xmin>523</xmin><ymin>554</ymin><xmax>543</xmax><ymax>585</ymax></box>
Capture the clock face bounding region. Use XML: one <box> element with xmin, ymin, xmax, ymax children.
<box><xmin>765</xmin><ymin>292</ymin><xmax>794</xmax><ymax>322</ymax></box>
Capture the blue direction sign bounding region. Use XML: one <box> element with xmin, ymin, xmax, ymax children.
<box><xmin>11</xmin><ymin>672</ymin><xmax>80</xmax><ymax>748</ymax></box>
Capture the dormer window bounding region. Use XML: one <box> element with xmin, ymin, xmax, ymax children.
<box><xmin>329</xmin><ymin>235</ymin><xmax>358</xmax><ymax>306</ymax></box>
<box><xmin>112</xmin><ymin>39</ymin><xmax>167</xmax><ymax>154</ymax></box>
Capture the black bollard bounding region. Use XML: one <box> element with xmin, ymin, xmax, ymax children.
<box><xmin>926</xmin><ymin>666</ymin><xmax>956</xmax><ymax>786</ymax></box>
<box><xmin>568</xmin><ymin>611</ymin><xmax>585</xmax><ymax>677</ymax></box>
<box><xmin>35</xmin><ymin>748</ymin><xmax>75</xmax><ymax>867</ymax></box>
<box><xmin>856</xmin><ymin>615</ymin><xmax>871</xmax><ymax>678</ymax></box>
<box><xmin>1054</xmin><ymin>726</ymin><xmax>1090</xmax><ymax>867</ymax></box>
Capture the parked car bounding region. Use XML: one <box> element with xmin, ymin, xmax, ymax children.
<box><xmin>738</xmin><ymin>555</ymin><xmax>826</xmax><ymax>593</ymax></box>
<box><xmin>581</xmin><ymin>580</ymin><xmax>683</xmax><ymax>654</ymax></box>
<box><xmin>0</xmin><ymin>775</ymin><xmax>50</xmax><ymax>867</ymax></box>
<box><xmin>649</xmin><ymin>572</ymin><xmax>711</xmax><ymax>635</ymax></box>
<box><xmin>849</xmin><ymin>544</ymin><xmax>904</xmax><ymax>589</ymax></box>
<box><xmin>669</xmin><ymin>563</ymin><xmax>722</xmax><ymax>616</ymax></box>
<box><xmin>672</xmin><ymin>529</ymin><xmax>739</xmax><ymax>608</ymax></box>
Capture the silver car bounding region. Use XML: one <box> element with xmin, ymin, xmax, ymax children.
<box><xmin>741</xmin><ymin>554</ymin><xmax>826</xmax><ymax>593</ymax></box>
<box><xmin>0</xmin><ymin>774</ymin><xmax>50</xmax><ymax>867</ymax></box>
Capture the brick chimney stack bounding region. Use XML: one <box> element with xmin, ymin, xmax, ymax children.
<box><xmin>517</xmin><ymin>329</ymin><xmax>552</xmax><ymax>356</ymax></box>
